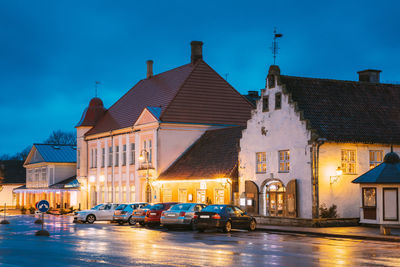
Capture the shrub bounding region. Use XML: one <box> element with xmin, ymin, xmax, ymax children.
<box><xmin>29</xmin><ymin>207</ymin><xmax>36</xmax><ymax>214</ymax></box>
<box><xmin>20</xmin><ymin>206</ymin><xmax>27</xmax><ymax>214</ymax></box>
<box><xmin>319</xmin><ymin>203</ymin><xmax>338</xmax><ymax>218</ymax></box>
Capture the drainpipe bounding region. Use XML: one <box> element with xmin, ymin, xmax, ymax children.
<box><xmin>110</xmin><ymin>131</ymin><xmax>114</xmax><ymax>203</ymax></box>
<box><xmin>311</xmin><ymin>137</ymin><xmax>326</xmax><ymax>219</ymax></box>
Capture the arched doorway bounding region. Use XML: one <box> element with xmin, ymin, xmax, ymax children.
<box><xmin>244</xmin><ymin>180</ymin><xmax>259</xmax><ymax>214</ymax></box>
<box><xmin>265</xmin><ymin>180</ymin><xmax>286</xmax><ymax>216</ymax></box>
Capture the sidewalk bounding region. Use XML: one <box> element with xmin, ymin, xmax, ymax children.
<box><xmin>257</xmin><ymin>224</ymin><xmax>400</xmax><ymax>242</ymax></box>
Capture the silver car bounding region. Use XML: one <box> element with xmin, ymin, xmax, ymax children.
<box><xmin>113</xmin><ymin>203</ymin><xmax>148</xmax><ymax>225</ymax></box>
<box><xmin>160</xmin><ymin>203</ymin><xmax>206</xmax><ymax>230</ymax></box>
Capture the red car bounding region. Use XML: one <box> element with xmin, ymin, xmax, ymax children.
<box><xmin>144</xmin><ymin>202</ymin><xmax>179</xmax><ymax>227</ymax></box>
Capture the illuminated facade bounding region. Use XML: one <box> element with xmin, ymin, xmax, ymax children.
<box><xmin>14</xmin><ymin>144</ymin><xmax>79</xmax><ymax>210</ymax></box>
<box><xmin>239</xmin><ymin>66</ymin><xmax>400</xmax><ymax>219</ymax></box>
<box><xmin>76</xmin><ymin>41</ymin><xmax>254</xmax><ymax>208</ymax></box>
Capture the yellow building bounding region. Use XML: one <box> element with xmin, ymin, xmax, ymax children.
<box><xmin>156</xmin><ymin>127</ymin><xmax>242</xmax><ymax>205</ymax></box>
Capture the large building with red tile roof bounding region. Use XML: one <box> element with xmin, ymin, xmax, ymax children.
<box><xmin>76</xmin><ymin>41</ymin><xmax>254</xmax><ymax>208</ymax></box>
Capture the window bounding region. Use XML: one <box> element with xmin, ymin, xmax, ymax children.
<box><xmin>256</xmin><ymin>152</ymin><xmax>266</xmax><ymax>173</ymax></box>
<box><xmin>341</xmin><ymin>150</ymin><xmax>356</xmax><ymax>174</ymax></box>
<box><xmin>369</xmin><ymin>150</ymin><xmax>383</xmax><ymax>169</ymax></box>
<box><xmin>362</xmin><ymin>188</ymin><xmax>376</xmax><ymax>207</ymax></box>
<box><xmin>275</xmin><ymin>93</ymin><xmax>282</xmax><ymax>110</ymax></box>
<box><xmin>115</xmin><ymin>146</ymin><xmax>119</xmax><ymax>166</ymax></box>
<box><xmin>90</xmin><ymin>149</ymin><xmax>93</xmax><ymax>168</ymax></box>
<box><xmin>149</xmin><ymin>140</ymin><xmax>152</xmax><ymax>163</ymax></box>
<box><xmin>101</xmin><ymin>148</ymin><xmax>105</xmax><ymax>168</ymax></box>
<box><xmin>262</xmin><ymin>96</ymin><xmax>269</xmax><ymax>112</ymax></box>
<box><xmin>94</xmin><ymin>148</ymin><xmax>97</xmax><ymax>168</ymax></box>
<box><xmin>122</xmin><ymin>145</ymin><xmax>126</xmax><ymax>166</ymax></box>
<box><xmin>279</xmin><ymin>150</ymin><xmax>290</xmax><ymax>172</ymax></box>
<box><xmin>77</xmin><ymin>149</ymin><xmax>80</xmax><ymax>169</ymax></box>
<box><xmin>130</xmin><ymin>143</ymin><xmax>135</xmax><ymax>165</ymax></box>
<box><xmin>41</xmin><ymin>167</ymin><xmax>47</xmax><ymax>186</ymax></box>
<box><xmin>108</xmin><ymin>147</ymin><xmax>112</xmax><ymax>167</ymax></box>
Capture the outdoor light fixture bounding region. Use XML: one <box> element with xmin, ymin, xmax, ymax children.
<box><xmin>99</xmin><ymin>175</ymin><xmax>105</xmax><ymax>182</ymax></box>
<box><xmin>89</xmin><ymin>176</ymin><xmax>96</xmax><ymax>183</ymax></box>
<box><xmin>330</xmin><ymin>167</ymin><xmax>342</xmax><ymax>184</ymax></box>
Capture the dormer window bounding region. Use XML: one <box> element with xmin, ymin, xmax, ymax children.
<box><xmin>268</xmin><ymin>75</ymin><xmax>275</xmax><ymax>88</ymax></box>
<box><xmin>275</xmin><ymin>93</ymin><xmax>282</xmax><ymax>110</ymax></box>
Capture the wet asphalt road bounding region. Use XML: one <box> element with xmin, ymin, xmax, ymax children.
<box><xmin>1</xmin><ymin>215</ymin><xmax>400</xmax><ymax>266</ymax></box>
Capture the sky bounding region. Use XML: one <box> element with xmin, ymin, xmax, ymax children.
<box><xmin>1</xmin><ymin>0</ymin><xmax>399</xmax><ymax>155</ymax></box>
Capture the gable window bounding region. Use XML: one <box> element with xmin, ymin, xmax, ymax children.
<box><xmin>101</xmin><ymin>148</ymin><xmax>105</xmax><ymax>168</ymax></box>
<box><xmin>115</xmin><ymin>145</ymin><xmax>119</xmax><ymax>166</ymax></box>
<box><xmin>369</xmin><ymin>150</ymin><xmax>383</xmax><ymax>169</ymax></box>
<box><xmin>130</xmin><ymin>143</ymin><xmax>135</xmax><ymax>165</ymax></box>
<box><xmin>262</xmin><ymin>96</ymin><xmax>269</xmax><ymax>112</ymax></box>
<box><xmin>256</xmin><ymin>152</ymin><xmax>266</xmax><ymax>173</ymax></box>
<box><xmin>122</xmin><ymin>145</ymin><xmax>127</xmax><ymax>166</ymax></box>
<box><xmin>108</xmin><ymin>146</ymin><xmax>112</xmax><ymax>167</ymax></box>
<box><xmin>341</xmin><ymin>150</ymin><xmax>356</xmax><ymax>174</ymax></box>
<box><xmin>279</xmin><ymin>150</ymin><xmax>290</xmax><ymax>172</ymax></box>
<box><xmin>275</xmin><ymin>93</ymin><xmax>282</xmax><ymax>110</ymax></box>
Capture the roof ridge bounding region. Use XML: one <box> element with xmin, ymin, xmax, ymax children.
<box><xmin>34</xmin><ymin>143</ymin><xmax>76</xmax><ymax>147</ymax></box>
<box><xmin>281</xmin><ymin>74</ymin><xmax>400</xmax><ymax>87</ymax></box>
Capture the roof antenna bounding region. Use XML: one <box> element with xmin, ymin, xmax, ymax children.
<box><xmin>225</xmin><ymin>73</ymin><xmax>229</xmax><ymax>81</ymax></box>
<box><xmin>271</xmin><ymin>27</ymin><xmax>283</xmax><ymax>65</ymax></box>
<box><xmin>391</xmin><ymin>144</ymin><xmax>394</xmax><ymax>153</ymax></box>
<box><xmin>95</xmin><ymin>81</ymin><xmax>101</xmax><ymax>97</ymax></box>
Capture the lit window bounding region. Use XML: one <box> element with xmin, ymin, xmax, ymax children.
<box><xmin>341</xmin><ymin>150</ymin><xmax>356</xmax><ymax>174</ymax></box>
<box><xmin>279</xmin><ymin>150</ymin><xmax>290</xmax><ymax>172</ymax></box>
<box><xmin>363</xmin><ymin>188</ymin><xmax>376</xmax><ymax>207</ymax></box>
<box><xmin>369</xmin><ymin>150</ymin><xmax>383</xmax><ymax>169</ymax></box>
<box><xmin>256</xmin><ymin>152</ymin><xmax>266</xmax><ymax>173</ymax></box>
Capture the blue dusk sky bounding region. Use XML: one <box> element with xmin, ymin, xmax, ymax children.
<box><xmin>1</xmin><ymin>0</ymin><xmax>399</xmax><ymax>155</ymax></box>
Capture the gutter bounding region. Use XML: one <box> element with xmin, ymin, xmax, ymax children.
<box><xmin>311</xmin><ymin>137</ymin><xmax>326</xmax><ymax>219</ymax></box>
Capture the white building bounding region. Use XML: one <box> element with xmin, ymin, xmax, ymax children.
<box><xmin>0</xmin><ymin>160</ymin><xmax>25</xmax><ymax>208</ymax></box>
<box><xmin>239</xmin><ymin>66</ymin><xmax>400</xmax><ymax>219</ymax></box>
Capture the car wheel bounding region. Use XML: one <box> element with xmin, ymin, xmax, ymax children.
<box><xmin>248</xmin><ymin>219</ymin><xmax>256</xmax><ymax>231</ymax></box>
<box><xmin>128</xmin><ymin>217</ymin><xmax>136</xmax><ymax>226</ymax></box>
<box><xmin>86</xmin><ymin>214</ymin><xmax>96</xmax><ymax>224</ymax></box>
<box><xmin>223</xmin><ymin>221</ymin><xmax>232</xmax><ymax>233</ymax></box>
<box><xmin>118</xmin><ymin>220</ymin><xmax>125</xmax><ymax>225</ymax></box>
<box><xmin>189</xmin><ymin>220</ymin><xmax>197</xmax><ymax>231</ymax></box>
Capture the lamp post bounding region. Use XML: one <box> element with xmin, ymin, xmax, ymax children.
<box><xmin>139</xmin><ymin>149</ymin><xmax>151</xmax><ymax>203</ymax></box>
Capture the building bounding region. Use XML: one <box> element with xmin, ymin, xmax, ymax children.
<box><xmin>14</xmin><ymin>144</ymin><xmax>79</xmax><ymax>210</ymax></box>
<box><xmin>353</xmin><ymin>151</ymin><xmax>400</xmax><ymax>225</ymax></box>
<box><xmin>0</xmin><ymin>160</ymin><xmax>25</xmax><ymax>208</ymax></box>
<box><xmin>239</xmin><ymin>66</ymin><xmax>400</xmax><ymax>219</ymax></box>
<box><xmin>76</xmin><ymin>41</ymin><xmax>254</xmax><ymax>208</ymax></box>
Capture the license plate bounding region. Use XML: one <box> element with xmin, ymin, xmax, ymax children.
<box><xmin>150</xmin><ymin>213</ymin><xmax>156</xmax><ymax>215</ymax></box>
<box><xmin>167</xmin><ymin>214</ymin><xmax>175</xmax><ymax>217</ymax></box>
<box><xmin>200</xmin><ymin>215</ymin><xmax>209</xmax><ymax>218</ymax></box>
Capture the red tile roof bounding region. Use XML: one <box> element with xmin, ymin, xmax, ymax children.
<box><xmin>158</xmin><ymin>127</ymin><xmax>243</xmax><ymax>180</ymax></box>
<box><xmin>85</xmin><ymin>60</ymin><xmax>254</xmax><ymax>136</ymax></box>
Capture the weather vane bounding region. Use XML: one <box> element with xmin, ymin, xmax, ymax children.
<box><xmin>95</xmin><ymin>81</ymin><xmax>101</xmax><ymax>97</ymax></box>
<box><xmin>271</xmin><ymin>27</ymin><xmax>283</xmax><ymax>65</ymax></box>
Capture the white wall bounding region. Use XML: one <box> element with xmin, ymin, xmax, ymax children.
<box><xmin>54</xmin><ymin>165</ymin><xmax>76</xmax><ymax>183</ymax></box>
<box><xmin>239</xmin><ymin>80</ymin><xmax>313</xmax><ymax>218</ymax></box>
<box><xmin>0</xmin><ymin>184</ymin><xmax>22</xmax><ymax>207</ymax></box>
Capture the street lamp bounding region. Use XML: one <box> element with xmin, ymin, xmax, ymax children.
<box><xmin>139</xmin><ymin>149</ymin><xmax>151</xmax><ymax>203</ymax></box>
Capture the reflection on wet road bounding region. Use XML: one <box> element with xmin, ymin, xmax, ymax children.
<box><xmin>1</xmin><ymin>215</ymin><xmax>400</xmax><ymax>266</ymax></box>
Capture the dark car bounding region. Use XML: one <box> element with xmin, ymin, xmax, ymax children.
<box><xmin>195</xmin><ymin>205</ymin><xmax>256</xmax><ymax>233</ymax></box>
<box><xmin>144</xmin><ymin>202</ymin><xmax>179</xmax><ymax>227</ymax></box>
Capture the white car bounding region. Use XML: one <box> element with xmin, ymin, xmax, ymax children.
<box><xmin>74</xmin><ymin>203</ymin><xmax>120</xmax><ymax>224</ymax></box>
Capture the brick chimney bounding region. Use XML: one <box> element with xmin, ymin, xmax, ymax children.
<box><xmin>146</xmin><ymin>60</ymin><xmax>153</xmax><ymax>79</ymax></box>
<box><xmin>191</xmin><ymin>41</ymin><xmax>203</xmax><ymax>64</ymax></box>
<box><xmin>357</xmin><ymin>69</ymin><xmax>381</xmax><ymax>83</ymax></box>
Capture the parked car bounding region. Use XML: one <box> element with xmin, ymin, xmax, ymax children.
<box><xmin>131</xmin><ymin>205</ymin><xmax>152</xmax><ymax>226</ymax></box>
<box><xmin>144</xmin><ymin>202</ymin><xmax>179</xmax><ymax>227</ymax></box>
<box><xmin>195</xmin><ymin>205</ymin><xmax>256</xmax><ymax>233</ymax></box>
<box><xmin>160</xmin><ymin>203</ymin><xmax>206</xmax><ymax>230</ymax></box>
<box><xmin>74</xmin><ymin>203</ymin><xmax>120</xmax><ymax>224</ymax></box>
<box><xmin>113</xmin><ymin>203</ymin><xmax>148</xmax><ymax>225</ymax></box>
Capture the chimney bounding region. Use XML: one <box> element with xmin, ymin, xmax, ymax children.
<box><xmin>357</xmin><ymin>69</ymin><xmax>381</xmax><ymax>83</ymax></box>
<box><xmin>191</xmin><ymin>41</ymin><xmax>203</xmax><ymax>64</ymax></box>
<box><xmin>146</xmin><ymin>60</ymin><xmax>153</xmax><ymax>79</ymax></box>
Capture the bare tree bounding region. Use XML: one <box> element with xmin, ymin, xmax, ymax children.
<box><xmin>44</xmin><ymin>130</ymin><xmax>76</xmax><ymax>145</ymax></box>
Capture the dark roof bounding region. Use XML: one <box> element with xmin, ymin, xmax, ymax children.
<box><xmin>280</xmin><ymin>74</ymin><xmax>400</xmax><ymax>144</ymax></box>
<box><xmin>158</xmin><ymin>127</ymin><xmax>243</xmax><ymax>180</ymax></box>
<box><xmin>85</xmin><ymin>60</ymin><xmax>254</xmax><ymax>136</ymax></box>
<box><xmin>353</xmin><ymin>152</ymin><xmax>400</xmax><ymax>184</ymax></box>
<box><xmin>76</xmin><ymin>97</ymin><xmax>107</xmax><ymax>127</ymax></box>
<box><xmin>0</xmin><ymin>160</ymin><xmax>25</xmax><ymax>184</ymax></box>
<box><xmin>27</xmin><ymin>144</ymin><xmax>76</xmax><ymax>164</ymax></box>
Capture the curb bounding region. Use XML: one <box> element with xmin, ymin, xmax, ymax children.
<box><xmin>256</xmin><ymin>226</ymin><xmax>400</xmax><ymax>243</ymax></box>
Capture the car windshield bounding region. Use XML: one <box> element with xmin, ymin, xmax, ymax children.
<box><xmin>91</xmin><ymin>204</ymin><xmax>103</xmax><ymax>210</ymax></box>
<box><xmin>201</xmin><ymin>205</ymin><xmax>225</xmax><ymax>212</ymax></box>
<box><xmin>170</xmin><ymin>203</ymin><xmax>191</xmax><ymax>211</ymax></box>
<box><xmin>116</xmin><ymin>204</ymin><xmax>127</xmax><ymax>210</ymax></box>
<box><xmin>148</xmin><ymin>204</ymin><xmax>164</xmax><ymax>210</ymax></box>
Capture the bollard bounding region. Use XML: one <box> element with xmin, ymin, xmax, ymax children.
<box><xmin>0</xmin><ymin>203</ymin><xmax>10</xmax><ymax>224</ymax></box>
